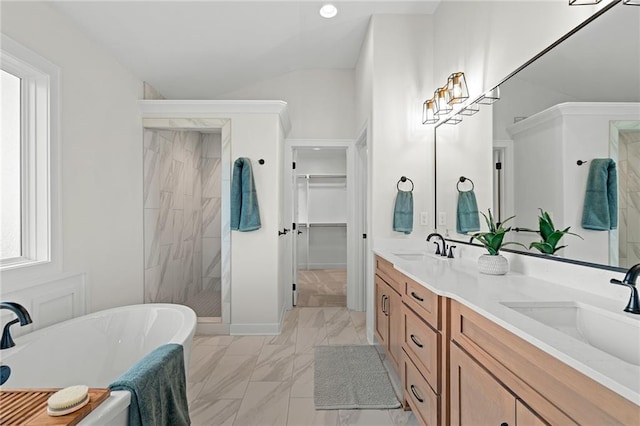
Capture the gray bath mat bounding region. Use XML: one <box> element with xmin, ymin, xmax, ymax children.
<box><xmin>314</xmin><ymin>345</ymin><xmax>401</xmax><ymax>410</ymax></box>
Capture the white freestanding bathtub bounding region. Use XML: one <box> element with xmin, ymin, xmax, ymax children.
<box><xmin>0</xmin><ymin>303</ymin><xmax>197</xmax><ymax>425</ymax></box>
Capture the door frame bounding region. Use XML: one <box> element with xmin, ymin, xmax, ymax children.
<box><xmin>284</xmin><ymin>138</ymin><xmax>365</xmax><ymax>311</ymax></box>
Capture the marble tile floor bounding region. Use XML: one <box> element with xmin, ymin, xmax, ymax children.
<box><xmin>297</xmin><ymin>269</ymin><xmax>347</xmax><ymax>307</ymax></box>
<box><xmin>187</xmin><ymin>306</ymin><xmax>419</xmax><ymax>426</ymax></box>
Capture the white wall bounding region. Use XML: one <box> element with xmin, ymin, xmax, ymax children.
<box><xmin>1</xmin><ymin>2</ymin><xmax>144</xmax><ymax>314</ymax></box>
<box><xmin>369</xmin><ymin>15</ymin><xmax>435</xmax><ymax>241</ymax></box>
<box><xmin>219</xmin><ymin>69</ymin><xmax>356</xmax><ymax>140</ymax></box>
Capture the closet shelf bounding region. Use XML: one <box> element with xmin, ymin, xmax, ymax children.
<box><xmin>298</xmin><ymin>222</ymin><xmax>347</xmax><ymax>227</ymax></box>
<box><xmin>296</xmin><ymin>174</ymin><xmax>346</xmax><ymax>179</ymax></box>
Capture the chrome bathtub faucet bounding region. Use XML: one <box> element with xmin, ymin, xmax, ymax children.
<box><xmin>1</xmin><ymin>302</ymin><xmax>33</xmax><ymax>349</ymax></box>
<box><xmin>610</xmin><ymin>263</ymin><xmax>640</xmax><ymax>314</ymax></box>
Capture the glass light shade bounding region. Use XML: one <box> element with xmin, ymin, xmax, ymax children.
<box><xmin>477</xmin><ymin>86</ymin><xmax>500</xmax><ymax>105</ymax></box>
<box><xmin>435</xmin><ymin>87</ymin><xmax>452</xmax><ymax>113</ymax></box>
<box><xmin>444</xmin><ymin>115</ymin><xmax>462</xmax><ymax>125</ymax></box>
<box><xmin>568</xmin><ymin>0</ymin><xmax>602</xmax><ymax>4</ymax></box>
<box><xmin>446</xmin><ymin>72</ymin><xmax>469</xmax><ymax>104</ymax></box>
<box><xmin>622</xmin><ymin>0</ymin><xmax>640</xmax><ymax>5</ymax></box>
<box><xmin>422</xmin><ymin>98</ymin><xmax>439</xmax><ymax>124</ymax></box>
<box><xmin>459</xmin><ymin>102</ymin><xmax>479</xmax><ymax>116</ymax></box>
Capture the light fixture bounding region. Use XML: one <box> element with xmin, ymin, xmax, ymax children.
<box><xmin>444</xmin><ymin>115</ymin><xmax>462</xmax><ymax>125</ymax></box>
<box><xmin>568</xmin><ymin>0</ymin><xmax>602</xmax><ymax>4</ymax></box>
<box><xmin>459</xmin><ymin>102</ymin><xmax>479</xmax><ymax>116</ymax></box>
<box><xmin>320</xmin><ymin>4</ymin><xmax>338</xmax><ymax>18</ymax></box>
<box><xmin>435</xmin><ymin>86</ymin><xmax>453</xmax><ymax>114</ymax></box>
<box><xmin>477</xmin><ymin>86</ymin><xmax>500</xmax><ymax>105</ymax></box>
<box><xmin>623</xmin><ymin>0</ymin><xmax>640</xmax><ymax>5</ymax></box>
<box><xmin>446</xmin><ymin>72</ymin><xmax>469</xmax><ymax>105</ymax></box>
<box><xmin>422</xmin><ymin>97</ymin><xmax>439</xmax><ymax>124</ymax></box>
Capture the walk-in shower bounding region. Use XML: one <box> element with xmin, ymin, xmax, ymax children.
<box><xmin>143</xmin><ymin>128</ymin><xmax>222</xmax><ymax>318</ymax></box>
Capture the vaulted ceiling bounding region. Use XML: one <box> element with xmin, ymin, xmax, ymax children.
<box><xmin>50</xmin><ymin>1</ymin><xmax>441</xmax><ymax>99</ymax></box>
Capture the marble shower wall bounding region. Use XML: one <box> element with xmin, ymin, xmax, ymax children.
<box><xmin>201</xmin><ymin>133</ymin><xmax>222</xmax><ymax>295</ymax></box>
<box><xmin>619</xmin><ymin>130</ymin><xmax>640</xmax><ymax>268</ymax></box>
<box><xmin>143</xmin><ymin>129</ymin><xmax>222</xmax><ymax>316</ymax></box>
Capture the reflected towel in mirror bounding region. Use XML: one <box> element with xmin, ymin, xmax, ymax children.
<box><xmin>582</xmin><ymin>158</ymin><xmax>617</xmax><ymax>231</ymax></box>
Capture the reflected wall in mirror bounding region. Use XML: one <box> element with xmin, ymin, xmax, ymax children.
<box><xmin>435</xmin><ymin>2</ymin><xmax>640</xmax><ymax>270</ymax></box>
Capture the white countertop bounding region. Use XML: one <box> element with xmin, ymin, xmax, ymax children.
<box><xmin>373</xmin><ymin>246</ymin><xmax>640</xmax><ymax>407</ymax></box>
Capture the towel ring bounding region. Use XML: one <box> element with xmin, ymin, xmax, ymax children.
<box><xmin>457</xmin><ymin>176</ymin><xmax>474</xmax><ymax>192</ymax></box>
<box><xmin>397</xmin><ymin>176</ymin><xmax>414</xmax><ymax>192</ymax></box>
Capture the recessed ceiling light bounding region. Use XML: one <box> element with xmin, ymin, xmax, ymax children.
<box><xmin>320</xmin><ymin>4</ymin><xmax>338</xmax><ymax>19</ymax></box>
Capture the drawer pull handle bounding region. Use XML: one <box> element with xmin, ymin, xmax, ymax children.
<box><xmin>410</xmin><ymin>292</ymin><xmax>424</xmax><ymax>302</ymax></box>
<box><xmin>410</xmin><ymin>385</ymin><xmax>424</xmax><ymax>403</ymax></box>
<box><xmin>500</xmin><ymin>423</ymin><xmax>508</xmax><ymax>426</ymax></box>
<box><xmin>410</xmin><ymin>334</ymin><xmax>424</xmax><ymax>348</ymax></box>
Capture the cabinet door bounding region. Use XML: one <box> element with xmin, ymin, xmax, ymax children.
<box><xmin>450</xmin><ymin>343</ymin><xmax>516</xmax><ymax>426</ymax></box>
<box><xmin>388</xmin><ymin>288</ymin><xmax>403</xmax><ymax>372</ymax></box>
<box><xmin>374</xmin><ymin>276</ymin><xmax>389</xmax><ymax>347</ymax></box>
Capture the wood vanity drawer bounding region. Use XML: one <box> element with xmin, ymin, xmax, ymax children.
<box><xmin>404</xmin><ymin>277</ymin><xmax>439</xmax><ymax>328</ymax></box>
<box><xmin>403</xmin><ymin>305</ymin><xmax>440</xmax><ymax>392</ymax></box>
<box><xmin>404</xmin><ymin>352</ymin><xmax>439</xmax><ymax>426</ymax></box>
<box><xmin>375</xmin><ymin>255</ymin><xmax>403</xmax><ymax>294</ymax></box>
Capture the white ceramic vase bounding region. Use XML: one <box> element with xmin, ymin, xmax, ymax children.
<box><xmin>477</xmin><ymin>254</ymin><xmax>509</xmax><ymax>275</ymax></box>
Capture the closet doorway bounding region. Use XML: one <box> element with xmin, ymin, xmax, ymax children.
<box><xmin>294</xmin><ymin>148</ymin><xmax>348</xmax><ymax>307</ymax></box>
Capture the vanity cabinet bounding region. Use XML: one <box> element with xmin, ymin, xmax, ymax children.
<box><xmin>450</xmin><ymin>300</ymin><xmax>638</xmax><ymax>425</ymax></box>
<box><xmin>374</xmin><ymin>256</ymin><xmax>403</xmax><ymax>372</ymax></box>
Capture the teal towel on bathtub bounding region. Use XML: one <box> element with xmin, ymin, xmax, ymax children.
<box><xmin>109</xmin><ymin>343</ymin><xmax>190</xmax><ymax>426</ymax></box>
<box><xmin>456</xmin><ymin>190</ymin><xmax>480</xmax><ymax>234</ymax></box>
<box><xmin>582</xmin><ymin>158</ymin><xmax>618</xmax><ymax>231</ymax></box>
<box><xmin>393</xmin><ymin>190</ymin><xmax>413</xmax><ymax>234</ymax></box>
<box><xmin>231</xmin><ymin>157</ymin><xmax>261</xmax><ymax>231</ymax></box>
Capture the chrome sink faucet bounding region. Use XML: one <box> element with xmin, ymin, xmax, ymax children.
<box><xmin>1</xmin><ymin>302</ymin><xmax>33</xmax><ymax>349</ymax></box>
<box><xmin>427</xmin><ymin>233</ymin><xmax>448</xmax><ymax>257</ymax></box>
<box><xmin>610</xmin><ymin>263</ymin><xmax>640</xmax><ymax>314</ymax></box>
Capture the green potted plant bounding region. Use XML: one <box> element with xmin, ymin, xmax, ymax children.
<box><xmin>529</xmin><ymin>209</ymin><xmax>582</xmax><ymax>255</ymax></box>
<box><xmin>471</xmin><ymin>209</ymin><xmax>526</xmax><ymax>275</ymax></box>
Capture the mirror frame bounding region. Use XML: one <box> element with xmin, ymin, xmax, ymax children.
<box><xmin>433</xmin><ymin>0</ymin><xmax>627</xmax><ymax>273</ymax></box>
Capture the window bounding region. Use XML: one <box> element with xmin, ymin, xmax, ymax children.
<box><xmin>1</xmin><ymin>70</ymin><xmax>22</xmax><ymax>260</ymax></box>
<box><xmin>1</xmin><ymin>34</ymin><xmax>60</xmax><ymax>281</ymax></box>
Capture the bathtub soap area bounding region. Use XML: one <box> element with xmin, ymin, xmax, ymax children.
<box><xmin>0</xmin><ymin>388</ymin><xmax>110</xmax><ymax>425</ymax></box>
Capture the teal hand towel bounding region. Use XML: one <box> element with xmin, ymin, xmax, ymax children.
<box><xmin>393</xmin><ymin>190</ymin><xmax>413</xmax><ymax>234</ymax></box>
<box><xmin>231</xmin><ymin>157</ymin><xmax>261</xmax><ymax>231</ymax></box>
<box><xmin>582</xmin><ymin>158</ymin><xmax>618</xmax><ymax>231</ymax></box>
<box><xmin>109</xmin><ymin>343</ymin><xmax>190</xmax><ymax>426</ymax></box>
<box><xmin>456</xmin><ymin>190</ymin><xmax>480</xmax><ymax>234</ymax></box>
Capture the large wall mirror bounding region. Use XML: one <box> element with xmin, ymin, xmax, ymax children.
<box><xmin>435</xmin><ymin>1</ymin><xmax>640</xmax><ymax>271</ymax></box>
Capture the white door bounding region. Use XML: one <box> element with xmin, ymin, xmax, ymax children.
<box><xmin>291</xmin><ymin>150</ymin><xmax>299</xmax><ymax>306</ymax></box>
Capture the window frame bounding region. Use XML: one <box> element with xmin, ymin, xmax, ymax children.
<box><xmin>1</xmin><ymin>34</ymin><xmax>61</xmax><ymax>290</ymax></box>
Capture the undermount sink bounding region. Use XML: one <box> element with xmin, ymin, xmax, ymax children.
<box><xmin>390</xmin><ymin>250</ymin><xmax>446</xmax><ymax>261</ymax></box>
<box><xmin>501</xmin><ymin>301</ymin><xmax>640</xmax><ymax>366</ymax></box>
<box><xmin>392</xmin><ymin>252</ymin><xmax>428</xmax><ymax>261</ymax></box>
